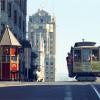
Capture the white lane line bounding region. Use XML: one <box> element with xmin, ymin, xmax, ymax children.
<box><xmin>91</xmin><ymin>84</ymin><xmax>100</xmax><ymax>99</ymax></box>
<box><xmin>64</xmin><ymin>86</ymin><xmax>72</xmax><ymax>100</ymax></box>
<box><xmin>64</xmin><ymin>97</ymin><xmax>72</xmax><ymax>100</ymax></box>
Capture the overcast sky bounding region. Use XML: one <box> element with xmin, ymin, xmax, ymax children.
<box><xmin>27</xmin><ymin>0</ymin><xmax>100</xmax><ymax>78</ymax></box>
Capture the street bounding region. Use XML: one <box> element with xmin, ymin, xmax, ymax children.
<box><xmin>0</xmin><ymin>82</ymin><xmax>100</xmax><ymax>100</ymax></box>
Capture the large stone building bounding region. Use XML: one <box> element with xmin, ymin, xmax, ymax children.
<box><xmin>0</xmin><ymin>0</ymin><xmax>27</xmax><ymax>40</ymax></box>
<box><xmin>28</xmin><ymin>9</ymin><xmax>56</xmax><ymax>82</ymax></box>
<box><xmin>0</xmin><ymin>0</ymin><xmax>32</xmax><ymax>81</ymax></box>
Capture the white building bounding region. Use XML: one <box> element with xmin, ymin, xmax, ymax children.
<box><xmin>28</xmin><ymin>9</ymin><xmax>56</xmax><ymax>82</ymax></box>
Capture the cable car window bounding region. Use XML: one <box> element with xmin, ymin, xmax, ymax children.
<box><xmin>73</xmin><ymin>49</ymin><xmax>81</xmax><ymax>72</ymax></box>
<box><xmin>74</xmin><ymin>49</ymin><xmax>81</xmax><ymax>62</ymax></box>
<box><xmin>91</xmin><ymin>49</ymin><xmax>100</xmax><ymax>72</ymax></box>
<box><xmin>82</xmin><ymin>49</ymin><xmax>91</xmax><ymax>62</ymax></box>
<box><xmin>92</xmin><ymin>49</ymin><xmax>99</xmax><ymax>61</ymax></box>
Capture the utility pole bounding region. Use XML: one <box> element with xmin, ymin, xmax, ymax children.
<box><xmin>0</xmin><ymin>0</ymin><xmax>1</xmax><ymax>34</ymax></box>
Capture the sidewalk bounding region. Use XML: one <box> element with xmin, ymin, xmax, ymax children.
<box><xmin>0</xmin><ymin>80</ymin><xmax>100</xmax><ymax>87</ymax></box>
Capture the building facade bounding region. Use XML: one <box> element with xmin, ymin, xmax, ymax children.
<box><xmin>28</xmin><ymin>9</ymin><xmax>56</xmax><ymax>82</ymax></box>
<box><xmin>0</xmin><ymin>0</ymin><xmax>32</xmax><ymax>81</ymax></box>
<box><xmin>0</xmin><ymin>0</ymin><xmax>27</xmax><ymax>40</ymax></box>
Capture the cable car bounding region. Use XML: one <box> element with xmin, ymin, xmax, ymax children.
<box><xmin>66</xmin><ymin>41</ymin><xmax>100</xmax><ymax>81</ymax></box>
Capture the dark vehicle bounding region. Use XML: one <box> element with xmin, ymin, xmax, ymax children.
<box><xmin>66</xmin><ymin>41</ymin><xmax>100</xmax><ymax>81</ymax></box>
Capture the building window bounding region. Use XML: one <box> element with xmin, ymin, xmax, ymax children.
<box><xmin>14</xmin><ymin>10</ymin><xmax>17</xmax><ymax>24</ymax></box>
<box><xmin>50</xmin><ymin>51</ymin><xmax>53</xmax><ymax>54</ymax></box>
<box><xmin>50</xmin><ymin>78</ymin><xmax>54</xmax><ymax>80</ymax></box>
<box><xmin>19</xmin><ymin>0</ymin><xmax>22</xmax><ymax>7</ymax></box>
<box><xmin>40</xmin><ymin>18</ymin><xmax>43</xmax><ymax>23</ymax></box>
<box><xmin>50</xmin><ymin>67</ymin><xmax>53</xmax><ymax>69</ymax></box>
<box><xmin>8</xmin><ymin>2</ymin><xmax>12</xmax><ymax>17</ymax></box>
<box><xmin>3</xmin><ymin>47</ymin><xmax>9</xmax><ymax>55</ymax></box>
<box><xmin>37</xmin><ymin>44</ymin><xmax>38</xmax><ymax>48</ymax></box>
<box><xmin>19</xmin><ymin>16</ymin><xmax>21</xmax><ymax>29</ymax></box>
<box><xmin>39</xmin><ymin>26</ymin><xmax>43</xmax><ymax>30</ymax></box>
<box><xmin>1</xmin><ymin>23</ymin><xmax>5</xmax><ymax>34</ymax></box>
<box><xmin>37</xmin><ymin>40</ymin><xmax>38</xmax><ymax>43</ymax></box>
<box><xmin>2</xmin><ymin>56</ymin><xmax>6</xmax><ymax>62</ymax></box>
<box><xmin>50</xmin><ymin>45</ymin><xmax>53</xmax><ymax>50</ymax></box>
<box><xmin>10</xmin><ymin>48</ymin><xmax>17</xmax><ymax>55</ymax></box>
<box><xmin>29</xmin><ymin>17</ymin><xmax>32</xmax><ymax>22</ymax></box>
<box><xmin>7</xmin><ymin>56</ymin><xmax>10</xmax><ymax>62</ymax></box>
<box><xmin>11</xmin><ymin>56</ymin><xmax>17</xmax><ymax>61</ymax></box>
<box><xmin>1</xmin><ymin>0</ymin><xmax>5</xmax><ymax>10</ymax></box>
<box><xmin>44</xmin><ymin>40</ymin><xmax>46</xmax><ymax>43</ymax></box>
<box><xmin>50</xmin><ymin>72</ymin><xmax>53</xmax><ymax>74</ymax></box>
<box><xmin>44</xmin><ymin>45</ymin><xmax>46</xmax><ymax>49</ymax></box>
<box><xmin>50</xmin><ymin>62</ymin><xmax>53</xmax><ymax>65</ymax></box>
<box><xmin>46</xmin><ymin>66</ymin><xmax>48</xmax><ymax>69</ymax></box>
<box><xmin>50</xmin><ymin>33</ymin><xmax>53</xmax><ymax>38</ymax></box>
<box><xmin>23</xmin><ymin>21</ymin><xmax>25</xmax><ymax>33</ymax></box>
<box><xmin>46</xmin><ymin>62</ymin><xmax>48</xmax><ymax>65</ymax></box>
<box><xmin>46</xmin><ymin>77</ymin><xmax>48</xmax><ymax>79</ymax></box>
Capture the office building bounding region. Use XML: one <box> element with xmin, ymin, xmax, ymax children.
<box><xmin>0</xmin><ymin>0</ymin><xmax>27</xmax><ymax>40</ymax></box>
<box><xmin>28</xmin><ymin>9</ymin><xmax>56</xmax><ymax>81</ymax></box>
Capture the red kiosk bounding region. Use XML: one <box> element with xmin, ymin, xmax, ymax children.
<box><xmin>0</xmin><ymin>26</ymin><xmax>21</xmax><ymax>81</ymax></box>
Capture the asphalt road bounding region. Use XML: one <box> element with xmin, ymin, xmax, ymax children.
<box><xmin>0</xmin><ymin>82</ymin><xmax>100</xmax><ymax>100</ymax></box>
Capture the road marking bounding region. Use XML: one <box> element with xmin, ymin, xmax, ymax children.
<box><xmin>91</xmin><ymin>84</ymin><xmax>100</xmax><ymax>99</ymax></box>
<box><xmin>64</xmin><ymin>86</ymin><xmax>72</xmax><ymax>100</ymax></box>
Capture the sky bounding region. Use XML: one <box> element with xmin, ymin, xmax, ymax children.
<box><xmin>27</xmin><ymin>0</ymin><xmax>100</xmax><ymax>80</ymax></box>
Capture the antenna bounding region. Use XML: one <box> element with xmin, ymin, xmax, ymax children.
<box><xmin>40</xmin><ymin>0</ymin><xmax>47</xmax><ymax>10</ymax></box>
<box><xmin>82</xmin><ymin>38</ymin><xmax>85</xmax><ymax>42</ymax></box>
<box><xmin>52</xmin><ymin>0</ymin><xmax>55</xmax><ymax>16</ymax></box>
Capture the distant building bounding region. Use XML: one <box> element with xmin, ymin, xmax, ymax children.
<box><xmin>28</xmin><ymin>9</ymin><xmax>56</xmax><ymax>82</ymax></box>
<box><xmin>0</xmin><ymin>0</ymin><xmax>27</xmax><ymax>40</ymax></box>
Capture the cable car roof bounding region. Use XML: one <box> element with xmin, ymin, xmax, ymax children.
<box><xmin>73</xmin><ymin>46</ymin><xmax>99</xmax><ymax>49</ymax></box>
<box><xmin>74</xmin><ymin>42</ymin><xmax>96</xmax><ymax>47</ymax></box>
